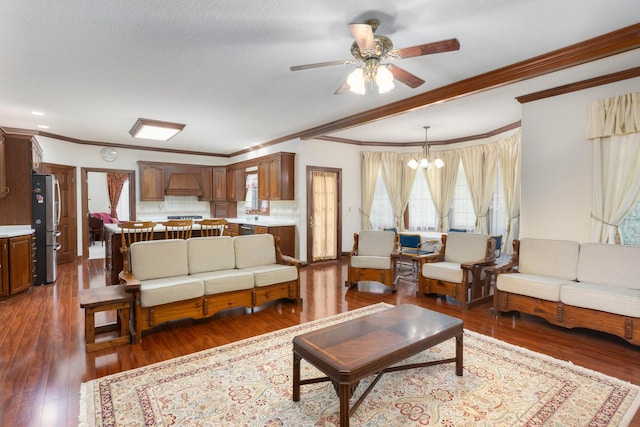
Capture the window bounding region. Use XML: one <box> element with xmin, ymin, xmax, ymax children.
<box><xmin>369</xmin><ymin>169</ymin><xmax>394</xmax><ymax>230</ymax></box>
<box><xmin>620</xmin><ymin>198</ymin><xmax>640</xmax><ymax>245</ymax></box>
<box><xmin>407</xmin><ymin>172</ymin><xmax>437</xmax><ymax>230</ymax></box>
<box><xmin>450</xmin><ymin>162</ymin><xmax>475</xmax><ymax>231</ymax></box>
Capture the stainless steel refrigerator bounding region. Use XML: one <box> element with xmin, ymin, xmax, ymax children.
<box><xmin>32</xmin><ymin>174</ymin><xmax>61</xmax><ymax>284</ymax></box>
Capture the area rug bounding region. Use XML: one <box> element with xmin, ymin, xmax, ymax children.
<box><xmin>79</xmin><ymin>303</ymin><xmax>640</xmax><ymax>426</ymax></box>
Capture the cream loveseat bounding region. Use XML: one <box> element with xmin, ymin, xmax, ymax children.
<box><xmin>492</xmin><ymin>238</ymin><xmax>640</xmax><ymax>345</ymax></box>
<box><xmin>120</xmin><ymin>234</ymin><xmax>303</xmax><ymax>343</ymax></box>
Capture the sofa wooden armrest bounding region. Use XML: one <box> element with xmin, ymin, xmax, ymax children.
<box><xmin>279</xmin><ymin>254</ymin><xmax>307</xmax><ymax>268</ymax></box>
<box><xmin>118</xmin><ymin>270</ymin><xmax>140</xmax><ymax>291</ymax></box>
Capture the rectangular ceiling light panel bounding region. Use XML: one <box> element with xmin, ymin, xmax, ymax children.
<box><xmin>129</xmin><ymin>118</ymin><xmax>186</xmax><ymax>141</ymax></box>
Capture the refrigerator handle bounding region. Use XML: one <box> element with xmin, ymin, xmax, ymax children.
<box><xmin>55</xmin><ymin>178</ymin><xmax>61</xmax><ymax>225</ymax></box>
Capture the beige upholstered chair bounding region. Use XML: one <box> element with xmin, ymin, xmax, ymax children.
<box><xmin>161</xmin><ymin>219</ymin><xmax>193</xmax><ymax>240</ymax></box>
<box><xmin>196</xmin><ymin>218</ymin><xmax>227</xmax><ymax>237</ymax></box>
<box><xmin>345</xmin><ymin>230</ymin><xmax>399</xmax><ymax>292</ymax></box>
<box><xmin>417</xmin><ymin>232</ymin><xmax>496</xmax><ymax>308</ymax></box>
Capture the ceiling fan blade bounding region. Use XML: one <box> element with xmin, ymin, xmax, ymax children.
<box><xmin>349</xmin><ymin>23</ymin><xmax>375</xmax><ymax>52</ymax></box>
<box><xmin>290</xmin><ymin>59</ymin><xmax>350</xmax><ymax>72</ymax></box>
<box><xmin>394</xmin><ymin>38</ymin><xmax>460</xmax><ymax>59</ymax></box>
<box><xmin>334</xmin><ymin>80</ymin><xmax>351</xmax><ymax>95</ymax></box>
<box><xmin>389</xmin><ymin>64</ymin><xmax>425</xmax><ymax>88</ymax></box>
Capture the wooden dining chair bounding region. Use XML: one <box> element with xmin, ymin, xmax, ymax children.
<box><xmin>117</xmin><ymin>221</ymin><xmax>157</xmax><ymax>273</ymax></box>
<box><xmin>196</xmin><ymin>218</ymin><xmax>227</xmax><ymax>237</ymax></box>
<box><xmin>161</xmin><ymin>219</ymin><xmax>193</xmax><ymax>240</ymax></box>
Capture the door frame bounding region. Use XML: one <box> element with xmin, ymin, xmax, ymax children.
<box><xmin>44</xmin><ymin>163</ymin><xmax>77</xmax><ymax>264</ymax></box>
<box><xmin>306</xmin><ymin>166</ymin><xmax>342</xmax><ymax>264</ymax></box>
<box><xmin>81</xmin><ymin>167</ymin><xmax>136</xmax><ymax>260</ymax></box>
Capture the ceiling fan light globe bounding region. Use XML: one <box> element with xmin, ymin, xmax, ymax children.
<box><xmin>347</xmin><ymin>68</ymin><xmax>366</xmax><ymax>94</ymax></box>
<box><xmin>434</xmin><ymin>158</ymin><xmax>445</xmax><ymax>168</ymax></box>
<box><xmin>408</xmin><ymin>159</ymin><xmax>419</xmax><ymax>169</ymax></box>
<box><xmin>419</xmin><ymin>158</ymin><xmax>430</xmax><ymax>169</ymax></box>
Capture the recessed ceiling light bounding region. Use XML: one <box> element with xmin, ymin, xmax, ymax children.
<box><xmin>38</xmin><ymin>125</ymin><xmax>50</xmax><ymax>129</ymax></box>
<box><xmin>129</xmin><ymin>118</ymin><xmax>185</xmax><ymax>141</ymax></box>
<box><xmin>32</xmin><ymin>111</ymin><xmax>45</xmax><ymax>116</ymax></box>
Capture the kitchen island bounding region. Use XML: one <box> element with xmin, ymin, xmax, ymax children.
<box><xmin>103</xmin><ymin>219</ymin><xmax>297</xmax><ymax>286</ymax></box>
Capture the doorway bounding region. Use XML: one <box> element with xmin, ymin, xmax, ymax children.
<box><xmin>306</xmin><ymin>166</ymin><xmax>342</xmax><ymax>263</ymax></box>
<box><xmin>80</xmin><ymin>167</ymin><xmax>136</xmax><ymax>260</ymax></box>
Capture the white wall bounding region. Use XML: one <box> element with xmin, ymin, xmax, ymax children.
<box><xmin>520</xmin><ymin>76</ymin><xmax>640</xmax><ymax>243</ymax></box>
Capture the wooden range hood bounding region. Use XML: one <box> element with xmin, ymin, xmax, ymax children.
<box><xmin>165</xmin><ymin>173</ymin><xmax>202</xmax><ymax>196</ymax></box>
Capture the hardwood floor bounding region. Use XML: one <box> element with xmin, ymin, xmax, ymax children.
<box><xmin>1</xmin><ymin>257</ymin><xmax>640</xmax><ymax>426</ymax></box>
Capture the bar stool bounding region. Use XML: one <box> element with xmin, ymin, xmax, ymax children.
<box><xmin>161</xmin><ymin>219</ymin><xmax>193</xmax><ymax>240</ymax></box>
<box><xmin>196</xmin><ymin>218</ymin><xmax>227</xmax><ymax>237</ymax></box>
<box><xmin>79</xmin><ymin>285</ymin><xmax>132</xmax><ymax>352</ymax></box>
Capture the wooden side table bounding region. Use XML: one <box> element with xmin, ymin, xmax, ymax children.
<box><xmin>79</xmin><ymin>285</ymin><xmax>132</xmax><ymax>352</ymax></box>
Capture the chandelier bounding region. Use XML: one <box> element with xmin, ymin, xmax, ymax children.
<box><xmin>408</xmin><ymin>126</ymin><xmax>444</xmax><ymax>169</ymax></box>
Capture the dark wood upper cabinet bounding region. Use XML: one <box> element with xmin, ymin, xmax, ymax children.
<box><xmin>213</xmin><ymin>167</ymin><xmax>226</xmax><ymax>201</ymax></box>
<box><xmin>258</xmin><ymin>153</ymin><xmax>294</xmax><ymax>201</ymax></box>
<box><xmin>0</xmin><ymin>135</ymin><xmax>7</xmax><ymax>199</ymax></box>
<box><xmin>139</xmin><ymin>163</ymin><xmax>165</xmax><ymax>201</ymax></box>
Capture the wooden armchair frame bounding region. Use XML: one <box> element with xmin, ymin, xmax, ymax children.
<box><xmin>417</xmin><ymin>234</ymin><xmax>496</xmax><ymax>309</ymax></box>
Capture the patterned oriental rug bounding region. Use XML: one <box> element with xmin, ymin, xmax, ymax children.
<box><xmin>79</xmin><ymin>303</ymin><xmax>640</xmax><ymax>426</ymax></box>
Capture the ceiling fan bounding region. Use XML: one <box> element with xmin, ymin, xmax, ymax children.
<box><xmin>290</xmin><ymin>19</ymin><xmax>460</xmax><ymax>95</ymax></box>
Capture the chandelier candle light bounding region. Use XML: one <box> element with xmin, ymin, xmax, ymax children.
<box><xmin>408</xmin><ymin>126</ymin><xmax>444</xmax><ymax>169</ymax></box>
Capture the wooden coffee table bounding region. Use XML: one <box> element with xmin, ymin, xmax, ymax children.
<box><xmin>292</xmin><ymin>304</ymin><xmax>463</xmax><ymax>426</ymax></box>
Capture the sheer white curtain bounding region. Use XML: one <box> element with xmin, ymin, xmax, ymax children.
<box><xmin>498</xmin><ymin>131</ymin><xmax>521</xmax><ymax>253</ymax></box>
<box><xmin>424</xmin><ymin>149</ymin><xmax>461</xmax><ymax>232</ymax></box>
<box><xmin>586</xmin><ymin>92</ymin><xmax>640</xmax><ymax>243</ymax></box>
<box><xmin>361</xmin><ymin>152</ymin><xmax>381</xmax><ymax>230</ymax></box>
<box><xmin>461</xmin><ymin>144</ymin><xmax>498</xmax><ymax>234</ymax></box>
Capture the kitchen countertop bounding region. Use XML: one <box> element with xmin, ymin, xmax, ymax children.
<box><xmin>104</xmin><ymin>218</ymin><xmax>297</xmax><ymax>234</ymax></box>
<box><xmin>0</xmin><ymin>225</ymin><xmax>35</xmax><ymax>238</ymax></box>
<box><xmin>225</xmin><ymin>218</ymin><xmax>296</xmax><ymax>227</ymax></box>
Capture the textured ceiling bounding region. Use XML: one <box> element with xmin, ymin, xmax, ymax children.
<box><xmin>0</xmin><ymin>0</ymin><xmax>638</xmax><ymax>156</ymax></box>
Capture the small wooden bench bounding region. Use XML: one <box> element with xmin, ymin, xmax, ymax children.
<box><xmin>79</xmin><ymin>285</ymin><xmax>132</xmax><ymax>352</ymax></box>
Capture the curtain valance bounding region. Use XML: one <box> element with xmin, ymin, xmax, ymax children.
<box><xmin>585</xmin><ymin>92</ymin><xmax>640</xmax><ymax>139</ymax></box>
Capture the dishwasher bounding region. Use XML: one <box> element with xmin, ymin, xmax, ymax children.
<box><xmin>240</xmin><ymin>224</ymin><xmax>255</xmax><ymax>235</ymax></box>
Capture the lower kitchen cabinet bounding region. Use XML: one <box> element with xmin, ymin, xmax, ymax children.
<box><xmin>0</xmin><ymin>234</ymin><xmax>34</xmax><ymax>298</ymax></box>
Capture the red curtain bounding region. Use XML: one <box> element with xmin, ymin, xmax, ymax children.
<box><xmin>107</xmin><ymin>173</ymin><xmax>129</xmax><ymax>220</ymax></box>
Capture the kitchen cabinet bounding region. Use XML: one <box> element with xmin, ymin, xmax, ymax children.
<box><xmin>226</xmin><ymin>167</ymin><xmax>246</xmax><ymax>202</ymax></box>
<box><xmin>139</xmin><ymin>163</ymin><xmax>165</xmax><ymax>201</ymax></box>
<box><xmin>0</xmin><ymin>135</ymin><xmax>7</xmax><ymax>199</ymax></box>
<box><xmin>31</xmin><ymin>139</ymin><xmax>43</xmax><ymax>173</ymax></box>
<box><xmin>257</xmin><ymin>153</ymin><xmax>294</xmax><ymax>201</ymax></box>
<box><xmin>200</xmin><ymin>167</ymin><xmax>213</xmax><ymax>201</ymax></box>
<box><xmin>213</xmin><ymin>167</ymin><xmax>226</xmax><ymax>201</ymax></box>
<box><xmin>254</xmin><ymin>224</ymin><xmax>296</xmax><ymax>257</ymax></box>
<box><xmin>0</xmin><ymin>134</ymin><xmax>41</xmax><ymax>225</ymax></box>
<box><xmin>226</xmin><ymin>222</ymin><xmax>240</xmax><ymax>237</ymax></box>
<box><xmin>0</xmin><ymin>234</ymin><xmax>33</xmax><ymax>298</ymax></box>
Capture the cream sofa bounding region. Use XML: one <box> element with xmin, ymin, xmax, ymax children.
<box><xmin>120</xmin><ymin>234</ymin><xmax>303</xmax><ymax>343</ymax></box>
<box><xmin>492</xmin><ymin>238</ymin><xmax>640</xmax><ymax>345</ymax></box>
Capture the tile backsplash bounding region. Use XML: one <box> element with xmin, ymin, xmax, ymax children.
<box><xmin>137</xmin><ymin>196</ymin><xmax>299</xmax><ymax>223</ymax></box>
<box><xmin>137</xmin><ymin>196</ymin><xmax>211</xmax><ymax>220</ymax></box>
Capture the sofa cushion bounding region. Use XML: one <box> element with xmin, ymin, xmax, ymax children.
<box><xmin>560</xmin><ymin>282</ymin><xmax>640</xmax><ymax>318</ymax></box>
<box><xmin>130</xmin><ymin>239</ymin><xmax>189</xmax><ymax>281</ymax></box>
<box><xmin>192</xmin><ymin>269</ymin><xmax>255</xmax><ymax>295</ymax></box>
<box><xmin>422</xmin><ymin>262</ymin><xmax>467</xmax><ymax>284</ymax></box>
<box><xmin>234</xmin><ymin>234</ymin><xmax>276</xmax><ymax>269</ymax></box>
<box><xmin>242</xmin><ymin>264</ymin><xmax>298</xmax><ymax>288</ymax></box>
<box><xmin>139</xmin><ymin>276</ymin><xmax>204</xmax><ymax>308</ymax></box>
<box><xmin>444</xmin><ymin>233</ymin><xmax>490</xmax><ymax>264</ymax></box>
<box><xmin>357</xmin><ymin>231</ymin><xmax>397</xmax><ymax>257</ymax></box>
<box><xmin>496</xmin><ymin>273</ymin><xmax>574</xmax><ymax>302</ymax></box>
<box><xmin>518</xmin><ymin>238</ymin><xmax>580</xmax><ymax>281</ymax></box>
<box><xmin>577</xmin><ymin>243</ymin><xmax>640</xmax><ymax>290</ymax></box>
<box><xmin>351</xmin><ymin>255</ymin><xmax>391</xmax><ymax>270</ymax></box>
<box><xmin>187</xmin><ymin>236</ymin><xmax>236</xmax><ymax>274</ymax></box>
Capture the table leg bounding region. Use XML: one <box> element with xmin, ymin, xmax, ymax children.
<box><xmin>292</xmin><ymin>353</ymin><xmax>301</xmax><ymax>401</ymax></box>
<box><xmin>455</xmin><ymin>333</ymin><xmax>463</xmax><ymax>376</ymax></box>
<box><xmin>339</xmin><ymin>383</ymin><xmax>351</xmax><ymax>427</ymax></box>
